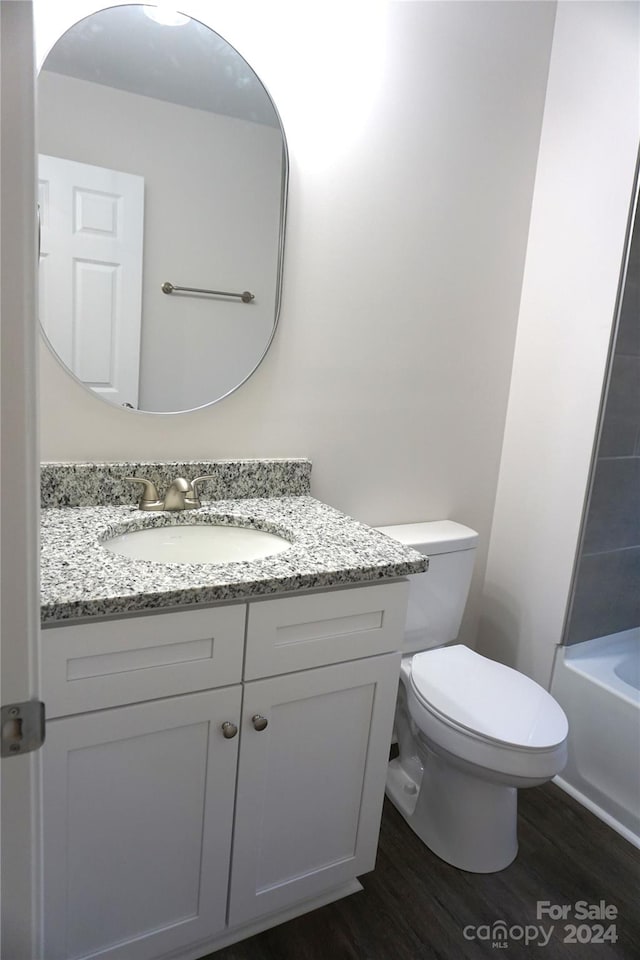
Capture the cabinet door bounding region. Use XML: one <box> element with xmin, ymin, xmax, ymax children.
<box><xmin>229</xmin><ymin>653</ymin><xmax>400</xmax><ymax>926</ymax></box>
<box><xmin>42</xmin><ymin>686</ymin><xmax>241</xmax><ymax>960</ymax></box>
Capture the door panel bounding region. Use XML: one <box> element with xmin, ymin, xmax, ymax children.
<box><xmin>229</xmin><ymin>654</ymin><xmax>400</xmax><ymax>926</ymax></box>
<box><xmin>38</xmin><ymin>154</ymin><xmax>143</xmax><ymax>407</ymax></box>
<box><xmin>42</xmin><ymin>687</ymin><xmax>241</xmax><ymax>960</ymax></box>
<box><xmin>256</xmin><ymin>683</ymin><xmax>373</xmax><ymax>890</ymax></box>
<box><xmin>0</xmin><ymin>4</ymin><xmax>40</xmax><ymax>959</ymax></box>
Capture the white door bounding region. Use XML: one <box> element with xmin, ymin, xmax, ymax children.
<box><xmin>1</xmin><ymin>3</ymin><xmax>41</xmax><ymax>960</ymax></box>
<box><xmin>229</xmin><ymin>654</ymin><xmax>400</xmax><ymax>927</ymax></box>
<box><xmin>38</xmin><ymin>154</ymin><xmax>144</xmax><ymax>408</ymax></box>
<box><xmin>42</xmin><ymin>687</ymin><xmax>241</xmax><ymax>960</ymax></box>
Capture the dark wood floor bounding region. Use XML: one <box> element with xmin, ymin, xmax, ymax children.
<box><xmin>211</xmin><ymin>783</ymin><xmax>639</xmax><ymax>960</ymax></box>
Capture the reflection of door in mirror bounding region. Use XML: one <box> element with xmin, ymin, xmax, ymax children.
<box><xmin>38</xmin><ymin>155</ymin><xmax>144</xmax><ymax>409</ymax></box>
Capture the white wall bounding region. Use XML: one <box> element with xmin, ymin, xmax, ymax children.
<box><xmin>476</xmin><ymin>0</ymin><xmax>640</xmax><ymax>686</ymax></box>
<box><xmin>35</xmin><ymin>0</ymin><xmax>557</xmax><ymax>646</ymax></box>
<box><xmin>37</xmin><ymin>71</ymin><xmax>283</xmax><ymax>411</ymax></box>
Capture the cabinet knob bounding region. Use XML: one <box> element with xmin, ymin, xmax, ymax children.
<box><xmin>221</xmin><ymin>721</ymin><xmax>238</xmax><ymax>739</ymax></box>
<box><xmin>252</xmin><ymin>714</ymin><xmax>268</xmax><ymax>731</ymax></box>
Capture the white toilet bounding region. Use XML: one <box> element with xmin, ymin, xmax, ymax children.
<box><xmin>376</xmin><ymin>520</ymin><xmax>568</xmax><ymax>873</ymax></box>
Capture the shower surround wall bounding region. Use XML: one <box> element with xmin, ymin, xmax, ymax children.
<box><xmin>566</xmin><ymin>199</ymin><xmax>640</xmax><ymax>645</ymax></box>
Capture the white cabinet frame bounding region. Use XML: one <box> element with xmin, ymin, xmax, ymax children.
<box><xmin>39</xmin><ymin>582</ymin><xmax>409</xmax><ymax>960</ymax></box>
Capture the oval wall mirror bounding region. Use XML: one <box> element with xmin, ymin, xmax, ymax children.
<box><xmin>37</xmin><ymin>4</ymin><xmax>287</xmax><ymax>413</ymax></box>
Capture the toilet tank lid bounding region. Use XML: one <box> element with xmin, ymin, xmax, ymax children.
<box><xmin>375</xmin><ymin>520</ymin><xmax>478</xmax><ymax>555</ymax></box>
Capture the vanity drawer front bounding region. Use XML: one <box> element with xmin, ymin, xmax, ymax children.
<box><xmin>42</xmin><ymin>606</ymin><xmax>245</xmax><ymax>717</ymax></box>
<box><xmin>244</xmin><ymin>581</ymin><xmax>409</xmax><ymax>679</ymax></box>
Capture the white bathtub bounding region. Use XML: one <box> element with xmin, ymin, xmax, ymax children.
<box><xmin>551</xmin><ymin>627</ymin><xmax>640</xmax><ymax>847</ymax></box>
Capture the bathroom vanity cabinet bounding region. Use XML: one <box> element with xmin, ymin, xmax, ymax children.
<box><xmin>40</xmin><ymin>581</ymin><xmax>407</xmax><ymax>960</ymax></box>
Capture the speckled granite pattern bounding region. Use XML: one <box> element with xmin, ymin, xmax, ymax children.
<box><xmin>41</xmin><ymin>496</ymin><xmax>428</xmax><ymax>624</ymax></box>
<box><xmin>40</xmin><ymin>459</ymin><xmax>312</xmax><ymax>509</ymax></box>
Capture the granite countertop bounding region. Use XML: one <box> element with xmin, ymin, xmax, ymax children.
<box><xmin>41</xmin><ymin>496</ymin><xmax>428</xmax><ymax>625</ymax></box>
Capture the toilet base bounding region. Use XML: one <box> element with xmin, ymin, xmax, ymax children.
<box><xmin>386</xmin><ymin>755</ymin><xmax>422</xmax><ymax>817</ymax></box>
<box><xmin>386</xmin><ymin>745</ymin><xmax>518</xmax><ymax>873</ymax></box>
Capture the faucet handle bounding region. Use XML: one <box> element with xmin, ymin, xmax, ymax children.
<box><xmin>124</xmin><ymin>476</ymin><xmax>163</xmax><ymax>509</ymax></box>
<box><xmin>191</xmin><ymin>475</ymin><xmax>218</xmax><ymax>502</ymax></box>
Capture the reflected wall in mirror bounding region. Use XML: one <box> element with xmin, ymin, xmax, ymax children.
<box><xmin>37</xmin><ymin>4</ymin><xmax>287</xmax><ymax>413</ymax></box>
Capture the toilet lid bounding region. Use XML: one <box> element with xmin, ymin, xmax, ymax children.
<box><xmin>410</xmin><ymin>645</ymin><xmax>568</xmax><ymax>748</ymax></box>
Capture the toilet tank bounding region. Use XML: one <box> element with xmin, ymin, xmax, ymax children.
<box><xmin>375</xmin><ymin>520</ymin><xmax>478</xmax><ymax>654</ymax></box>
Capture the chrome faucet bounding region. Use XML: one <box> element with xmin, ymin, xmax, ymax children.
<box><xmin>125</xmin><ymin>475</ymin><xmax>216</xmax><ymax>511</ymax></box>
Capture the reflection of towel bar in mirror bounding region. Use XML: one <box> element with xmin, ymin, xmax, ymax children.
<box><xmin>161</xmin><ymin>281</ymin><xmax>255</xmax><ymax>303</ymax></box>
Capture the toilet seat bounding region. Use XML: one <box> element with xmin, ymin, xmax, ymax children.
<box><xmin>409</xmin><ymin>645</ymin><xmax>568</xmax><ymax>750</ymax></box>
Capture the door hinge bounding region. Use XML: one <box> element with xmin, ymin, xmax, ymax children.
<box><xmin>1</xmin><ymin>701</ymin><xmax>45</xmax><ymax>757</ymax></box>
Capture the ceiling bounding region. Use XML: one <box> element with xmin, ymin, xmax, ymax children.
<box><xmin>42</xmin><ymin>4</ymin><xmax>280</xmax><ymax>128</ymax></box>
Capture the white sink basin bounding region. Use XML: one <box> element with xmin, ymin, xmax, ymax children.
<box><xmin>103</xmin><ymin>523</ymin><xmax>291</xmax><ymax>564</ymax></box>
